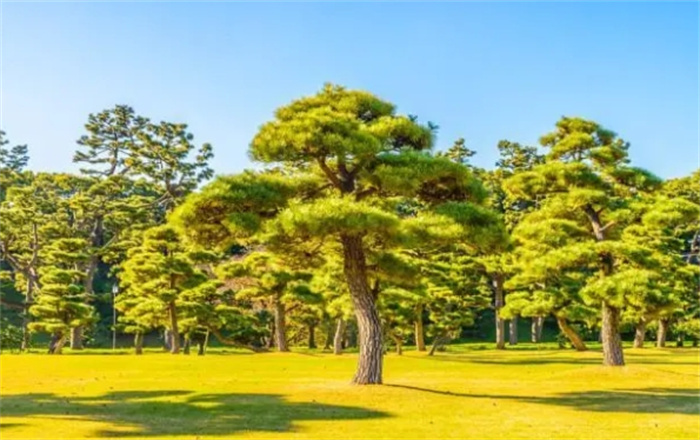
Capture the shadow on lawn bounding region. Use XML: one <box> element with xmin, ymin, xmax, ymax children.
<box><xmin>0</xmin><ymin>390</ymin><xmax>388</xmax><ymax>437</ymax></box>
<box><xmin>385</xmin><ymin>384</ymin><xmax>700</xmax><ymax>415</ymax></box>
<box><xmin>423</xmin><ymin>349</ymin><xmax>700</xmax><ymax>366</ymax></box>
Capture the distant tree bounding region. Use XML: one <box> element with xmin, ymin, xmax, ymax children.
<box><xmin>505</xmin><ymin>117</ymin><xmax>663</xmax><ymax>366</ymax></box>
<box><xmin>29</xmin><ymin>238</ymin><xmax>95</xmax><ymax>354</ymax></box>
<box><xmin>216</xmin><ymin>251</ymin><xmax>319</xmax><ymax>352</ymax></box>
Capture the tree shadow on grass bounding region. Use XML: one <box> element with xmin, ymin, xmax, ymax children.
<box><xmin>423</xmin><ymin>349</ymin><xmax>700</xmax><ymax>366</ymax></box>
<box><xmin>385</xmin><ymin>384</ymin><xmax>700</xmax><ymax>415</ymax></box>
<box><xmin>0</xmin><ymin>390</ymin><xmax>389</xmax><ymax>438</ymax></box>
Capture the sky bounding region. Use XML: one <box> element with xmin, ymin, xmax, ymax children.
<box><xmin>1</xmin><ymin>1</ymin><xmax>698</xmax><ymax>179</ymax></box>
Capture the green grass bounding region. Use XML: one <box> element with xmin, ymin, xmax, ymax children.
<box><xmin>1</xmin><ymin>345</ymin><xmax>698</xmax><ymax>439</ymax></box>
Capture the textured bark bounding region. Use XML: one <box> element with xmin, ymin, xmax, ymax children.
<box><xmin>183</xmin><ymin>336</ymin><xmax>191</xmax><ymax>355</ymax></box>
<box><xmin>508</xmin><ymin>316</ymin><xmax>519</xmax><ymax>345</ymax></box>
<box><xmin>633</xmin><ymin>320</ymin><xmax>646</xmax><ymax>348</ymax></box>
<box><xmin>531</xmin><ymin>316</ymin><xmax>544</xmax><ymax>343</ymax></box>
<box><xmin>656</xmin><ymin>319</ymin><xmax>668</xmax><ymax>347</ymax></box>
<box><xmin>333</xmin><ymin>318</ymin><xmax>346</xmax><ymax>355</ymax></box>
<box><xmin>134</xmin><ymin>333</ymin><xmax>143</xmax><ymax>355</ymax></box>
<box><xmin>308</xmin><ymin>323</ymin><xmax>316</xmax><ymax>349</ymax></box>
<box><xmin>70</xmin><ymin>327</ymin><xmax>84</xmax><ymax>350</ymax></box>
<box><xmin>341</xmin><ymin>234</ymin><xmax>383</xmax><ymax>384</ymax></box>
<box><xmin>556</xmin><ymin>317</ymin><xmax>587</xmax><ymax>351</ymax></box>
<box><xmin>414</xmin><ymin>304</ymin><xmax>426</xmax><ymax>351</ymax></box>
<box><xmin>273</xmin><ymin>299</ymin><xmax>289</xmax><ymax>352</ymax></box>
<box><xmin>323</xmin><ymin>324</ymin><xmax>333</xmax><ymax>350</ymax></box>
<box><xmin>168</xmin><ymin>301</ymin><xmax>180</xmax><ymax>354</ymax></box>
<box><xmin>493</xmin><ymin>275</ymin><xmax>506</xmax><ymax>350</ymax></box>
<box><xmin>601</xmin><ymin>302</ymin><xmax>625</xmax><ymax>366</ymax></box>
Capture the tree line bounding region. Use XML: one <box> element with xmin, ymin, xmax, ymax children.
<box><xmin>1</xmin><ymin>84</ymin><xmax>697</xmax><ymax>384</ymax></box>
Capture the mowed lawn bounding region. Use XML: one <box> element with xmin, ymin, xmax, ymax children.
<box><xmin>1</xmin><ymin>346</ymin><xmax>698</xmax><ymax>439</ymax></box>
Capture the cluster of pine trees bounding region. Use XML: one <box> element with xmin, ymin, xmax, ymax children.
<box><xmin>1</xmin><ymin>84</ymin><xmax>698</xmax><ymax>385</ymax></box>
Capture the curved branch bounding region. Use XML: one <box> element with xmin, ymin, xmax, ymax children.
<box><xmin>209</xmin><ymin>327</ymin><xmax>267</xmax><ymax>353</ymax></box>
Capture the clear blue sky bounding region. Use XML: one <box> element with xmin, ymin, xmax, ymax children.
<box><xmin>2</xmin><ymin>1</ymin><xmax>698</xmax><ymax>178</ymax></box>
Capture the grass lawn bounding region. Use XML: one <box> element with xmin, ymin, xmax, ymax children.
<box><xmin>1</xmin><ymin>345</ymin><xmax>698</xmax><ymax>439</ymax></box>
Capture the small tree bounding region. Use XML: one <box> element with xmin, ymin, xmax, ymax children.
<box><xmin>29</xmin><ymin>238</ymin><xmax>95</xmax><ymax>354</ymax></box>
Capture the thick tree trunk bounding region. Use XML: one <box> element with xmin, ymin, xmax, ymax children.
<box><xmin>341</xmin><ymin>234</ymin><xmax>383</xmax><ymax>385</ymax></box>
<box><xmin>493</xmin><ymin>275</ymin><xmax>506</xmax><ymax>350</ymax></box>
<box><xmin>168</xmin><ymin>301</ymin><xmax>180</xmax><ymax>354</ymax></box>
<box><xmin>134</xmin><ymin>332</ymin><xmax>143</xmax><ymax>355</ymax></box>
<box><xmin>556</xmin><ymin>317</ymin><xmax>587</xmax><ymax>351</ymax></box>
<box><xmin>601</xmin><ymin>302</ymin><xmax>625</xmax><ymax>366</ymax></box>
<box><xmin>308</xmin><ymin>323</ymin><xmax>316</xmax><ymax>349</ymax></box>
<box><xmin>414</xmin><ymin>304</ymin><xmax>426</xmax><ymax>352</ymax></box>
<box><xmin>70</xmin><ymin>327</ymin><xmax>84</xmax><ymax>350</ymax></box>
<box><xmin>333</xmin><ymin>318</ymin><xmax>346</xmax><ymax>355</ymax></box>
<box><xmin>531</xmin><ymin>316</ymin><xmax>544</xmax><ymax>343</ymax></box>
<box><xmin>656</xmin><ymin>319</ymin><xmax>668</xmax><ymax>347</ymax></box>
<box><xmin>509</xmin><ymin>316</ymin><xmax>519</xmax><ymax>345</ymax></box>
<box><xmin>633</xmin><ymin>320</ymin><xmax>646</xmax><ymax>348</ymax></box>
<box><xmin>273</xmin><ymin>299</ymin><xmax>289</xmax><ymax>352</ymax></box>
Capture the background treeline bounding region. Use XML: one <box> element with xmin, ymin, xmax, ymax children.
<box><xmin>1</xmin><ymin>85</ymin><xmax>698</xmax><ymax>384</ymax></box>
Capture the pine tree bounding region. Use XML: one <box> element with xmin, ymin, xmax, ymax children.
<box><xmin>173</xmin><ymin>84</ymin><xmax>503</xmax><ymax>384</ymax></box>
<box><xmin>28</xmin><ymin>238</ymin><xmax>95</xmax><ymax>354</ymax></box>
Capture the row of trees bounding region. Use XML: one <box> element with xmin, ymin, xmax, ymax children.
<box><xmin>1</xmin><ymin>84</ymin><xmax>698</xmax><ymax>385</ymax></box>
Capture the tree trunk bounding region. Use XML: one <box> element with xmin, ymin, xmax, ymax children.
<box><xmin>601</xmin><ymin>302</ymin><xmax>625</xmax><ymax>366</ymax></box>
<box><xmin>556</xmin><ymin>317</ymin><xmax>587</xmax><ymax>351</ymax></box>
<box><xmin>428</xmin><ymin>334</ymin><xmax>447</xmax><ymax>356</ymax></box>
<box><xmin>273</xmin><ymin>299</ymin><xmax>289</xmax><ymax>352</ymax></box>
<box><xmin>134</xmin><ymin>332</ymin><xmax>143</xmax><ymax>355</ymax></box>
<box><xmin>49</xmin><ymin>333</ymin><xmax>67</xmax><ymax>355</ymax></box>
<box><xmin>390</xmin><ymin>333</ymin><xmax>403</xmax><ymax>355</ymax></box>
<box><xmin>633</xmin><ymin>320</ymin><xmax>646</xmax><ymax>348</ymax></box>
<box><xmin>308</xmin><ymin>323</ymin><xmax>316</xmax><ymax>349</ymax></box>
<box><xmin>656</xmin><ymin>319</ymin><xmax>668</xmax><ymax>347</ymax></box>
<box><xmin>21</xmin><ymin>274</ymin><xmax>36</xmax><ymax>351</ymax></box>
<box><xmin>509</xmin><ymin>316</ymin><xmax>518</xmax><ymax>345</ymax></box>
<box><xmin>70</xmin><ymin>255</ymin><xmax>98</xmax><ymax>351</ymax></box>
<box><xmin>168</xmin><ymin>301</ymin><xmax>180</xmax><ymax>354</ymax></box>
<box><xmin>676</xmin><ymin>333</ymin><xmax>685</xmax><ymax>347</ymax></box>
<box><xmin>414</xmin><ymin>304</ymin><xmax>426</xmax><ymax>352</ymax></box>
<box><xmin>163</xmin><ymin>329</ymin><xmax>172</xmax><ymax>352</ymax></box>
<box><xmin>493</xmin><ymin>275</ymin><xmax>506</xmax><ymax>350</ymax></box>
<box><xmin>183</xmin><ymin>336</ymin><xmax>191</xmax><ymax>354</ymax></box>
<box><xmin>266</xmin><ymin>320</ymin><xmax>276</xmax><ymax>349</ymax></box>
<box><xmin>341</xmin><ymin>234</ymin><xmax>383</xmax><ymax>385</ymax></box>
<box><xmin>198</xmin><ymin>330</ymin><xmax>209</xmax><ymax>356</ymax></box>
<box><xmin>70</xmin><ymin>326</ymin><xmax>84</xmax><ymax>350</ymax></box>
<box><xmin>531</xmin><ymin>316</ymin><xmax>544</xmax><ymax>343</ymax></box>
<box><xmin>333</xmin><ymin>318</ymin><xmax>346</xmax><ymax>355</ymax></box>
<box><xmin>323</xmin><ymin>323</ymin><xmax>333</xmax><ymax>350</ymax></box>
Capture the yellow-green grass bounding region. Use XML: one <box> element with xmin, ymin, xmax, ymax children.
<box><xmin>1</xmin><ymin>346</ymin><xmax>698</xmax><ymax>439</ymax></box>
